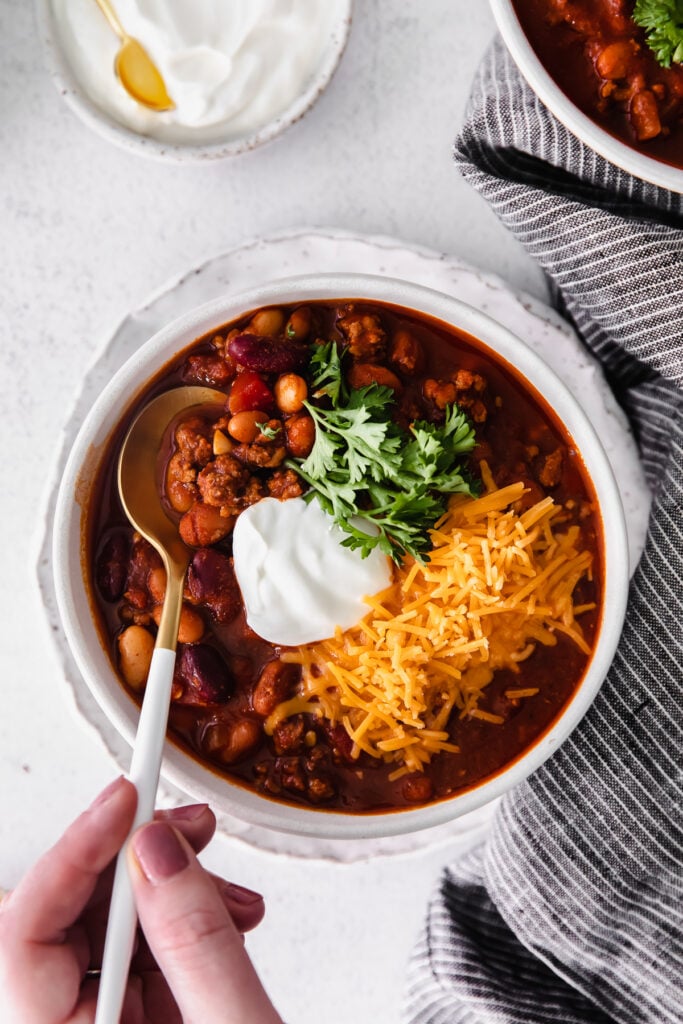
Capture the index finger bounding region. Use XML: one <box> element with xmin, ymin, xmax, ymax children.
<box><xmin>1</xmin><ymin>777</ymin><xmax>136</xmax><ymax>943</ymax></box>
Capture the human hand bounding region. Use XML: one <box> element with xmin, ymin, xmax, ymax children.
<box><xmin>0</xmin><ymin>777</ymin><xmax>283</xmax><ymax>1023</ymax></box>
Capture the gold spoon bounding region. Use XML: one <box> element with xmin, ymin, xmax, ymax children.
<box><xmin>93</xmin><ymin>0</ymin><xmax>175</xmax><ymax>111</ymax></box>
<box><xmin>95</xmin><ymin>385</ymin><xmax>226</xmax><ymax>1024</ymax></box>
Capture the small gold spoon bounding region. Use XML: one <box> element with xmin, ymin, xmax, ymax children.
<box><xmin>95</xmin><ymin>385</ymin><xmax>225</xmax><ymax>1024</ymax></box>
<box><xmin>93</xmin><ymin>0</ymin><xmax>175</xmax><ymax>111</ymax></box>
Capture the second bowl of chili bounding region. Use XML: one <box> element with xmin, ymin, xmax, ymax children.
<box><xmin>491</xmin><ymin>0</ymin><xmax>683</xmax><ymax>191</ymax></box>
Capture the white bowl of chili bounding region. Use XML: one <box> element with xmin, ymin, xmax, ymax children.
<box><xmin>490</xmin><ymin>0</ymin><xmax>683</xmax><ymax>192</ymax></box>
<box><xmin>53</xmin><ymin>274</ymin><xmax>628</xmax><ymax>838</ymax></box>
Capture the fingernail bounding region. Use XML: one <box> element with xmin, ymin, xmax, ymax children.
<box><xmin>222</xmin><ymin>881</ymin><xmax>263</xmax><ymax>905</ymax></box>
<box><xmin>158</xmin><ymin>803</ymin><xmax>209</xmax><ymax>822</ymax></box>
<box><xmin>132</xmin><ymin>822</ymin><xmax>189</xmax><ymax>883</ymax></box>
<box><xmin>90</xmin><ymin>776</ymin><xmax>126</xmax><ymax>810</ymax></box>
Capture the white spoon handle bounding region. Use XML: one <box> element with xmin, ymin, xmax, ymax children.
<box><xmin>94</xmin><ymin>646</ymin><xmax>177</xmax><ymax>1024</ymax></box>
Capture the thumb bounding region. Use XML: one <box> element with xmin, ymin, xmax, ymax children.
<box><xmin>128</xmin><ymin>822</ymin><xmax>282</xmax><ymax>1024</ymax></box>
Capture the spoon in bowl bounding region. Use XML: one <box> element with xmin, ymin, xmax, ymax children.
<box><xmin>93</xmin><ymin>0</ymin><xmax>175</xmax><ymax>111</ymax></box>
<box><xmin>94</xmin><ymin>385</ymin><xmax>226</xmax><ymax>1024</ymax></box>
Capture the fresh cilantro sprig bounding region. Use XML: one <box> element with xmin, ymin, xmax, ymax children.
<box><xmin>288</xmin><ymin>342</ymin><xmax>479</xmax><ymax>564</ymax></box>
<box><xmin>634</xmin><ymin>0</ymin><xmax>683</xmax><ymax>67</ymax></box>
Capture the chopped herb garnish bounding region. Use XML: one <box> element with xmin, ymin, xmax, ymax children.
<box><xmin>633</xmin><ymin>0</ymin><xmax>683</xmax><ymax>67</ymax></box>
<box><xmin>287</xmin><ymin>343</ymin><xmax>478</xmax><ymax>564</ymax></box>
<box><xmin>258</xmin><ymin>421</ymin><xmax>280</xmax><ymax>440</ymax></box>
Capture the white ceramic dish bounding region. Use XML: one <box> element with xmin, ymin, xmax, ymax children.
<box><xmin>35</xmin><ymin>0</ymin><xmax>352</xmax><ymax>162</ymax></box>
<box><xmin>489</xmin><ymin>0</ymin><xmax>683</xmax><ymax>193</ymax></box>
<box><xmin>53</xmin><ymin>272</ymin><xmax>629</xmax><ymax>839</ymax></box>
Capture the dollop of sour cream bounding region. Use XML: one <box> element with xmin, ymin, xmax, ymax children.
<box><xmin>233</xmin><ymin>497</ymin><xmax>392</xmax><ymax>646</ymax></box>
<box><xmin>52</xmin><ymin>0</ymin><xmax>344</xmax><ymax>145</ymax></box>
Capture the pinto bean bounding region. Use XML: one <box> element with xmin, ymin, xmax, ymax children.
<box><xmin>204</xmin><ymin>716</ymin><xmax>262</xmax><ymax>764</ymax></box>
<box><xmin>284</xmin><ymin>413</ymin><xmax>315</xmax><ymax>458</ymax></box>
<box><xmin>348</xmin><ymin>362</ymin><xmax>402</xmax><ymax>392</ymax></box>
<box><xmin>252</xmin><ymin>661</ymin><xmax>301</xmax><ymax>717</ymax></box>
<box><xmin>147</xmin><ymin>566</ymin><xmax>167</xmax><ymax>604</ymax></box>
<box><xmin>285</xmin><ymin>306</ymin><xmax>312</xmax><ymax>340</ymax></box>
<box><xmin>118</xmin><ymin>625</ymin><xmax>154</xmax><ymax>690</ymax></box>
<box><xmin>248</xmin><ymin>308</ymin><xmax>285</xmax><ymax>337</ymax></box>
<box><xmin>274</xmin><ymin>373</ymin><xmax>307</xmax><ymax>413</ymax></box>
<box><xmin>227</xmin><ymin>410</ymin><xmax>270</xmax><ymax>443</ymax></box>
<box><xmin>179</xmin><ymin>503</ymin><xmax>235</xmax><ymax>547</ymax></box>
<box><xmin>228</xmin><ymin>334</ymin><xmax>309</xmax><ymax>374</ymax></box>
<box><xmin>152</xmin><ymin>603</ymin><xmax>204</xmax><ymax>644</ymax></box>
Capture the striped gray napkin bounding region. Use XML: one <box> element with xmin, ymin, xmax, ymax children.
<box><xmin>404</xmin><ymin>38</ymin><xmax>683</xmax><ymax>1024</ymax></box>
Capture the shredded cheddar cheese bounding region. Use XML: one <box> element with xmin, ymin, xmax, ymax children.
<box><xmin>278</xmin><ymin>471</ymin><xmax>596</xmax><ymax>775</ymax></box>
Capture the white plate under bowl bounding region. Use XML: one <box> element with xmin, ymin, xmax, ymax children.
<box><xmin>38</xmin><ymin>229</ymin><xmax>650</xmax><ymax>861</ymax></box>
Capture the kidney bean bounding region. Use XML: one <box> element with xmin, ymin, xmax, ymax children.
<box><xmin>179</xmin><ymin>503</ymin><xmax>235</xmax><ymax>547</ymax></box>
<box><xmin>227</xmin><ymin>370</ymin><xmax>275</xmax><ymax>415</ymax></box>
<box><xmin>187</xmin><ymin>548</ymin><xmax>241</xmax><ymax>624</ymax></box>
<box><xmin>118</xmin><ymin>625</ymin><xmax>154</xmax><ymax>691</ymax></box>
<box><xmin>228</xmin><ymin>334</ymin><xmax>309</xmax><ymax>374</ymax></box>
<box><xmin>124</xmin><ymin>537</ymin><xmax>163</xmax><ymax>606</ymax></box>
<box><xmin>96</xmin><ymin>532</ymin><xmax>130</xmax><ymax>602</ymax></box>
<box><xmin>252</xmin><ymin>661</ymin><xmax>301</xmax><ymax>717</ymax></box>
<box><xmin>284</xmin><ymin>413</ymin><xmax>315</xmax><ymax>459</ymax></box>
<box><xmin>174</xmin><ymin>644</ymin><xmax>233</xmax><ymax>705</ymax></box>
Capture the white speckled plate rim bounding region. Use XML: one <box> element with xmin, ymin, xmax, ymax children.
<box><xmin>35</xmin><ymin>228</ymin><xmax>651</xmax><ymax>863</ymax></box>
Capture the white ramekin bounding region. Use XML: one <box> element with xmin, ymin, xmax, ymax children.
<box><xmin>35</xmin><ymin>1</ymin><xmax>353</xmax><ymax>162</ymax></box>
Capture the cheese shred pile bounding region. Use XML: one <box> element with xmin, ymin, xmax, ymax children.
<box><xmin>278</xmin><ymin>472</ymin><xmax>596</xmax><ymax>778</ymax></box>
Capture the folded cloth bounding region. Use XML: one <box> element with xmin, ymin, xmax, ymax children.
<box><xmin>404</xmin><ymin>37</ymin><xmax>683</xmax><ymax>1024</ymax></box>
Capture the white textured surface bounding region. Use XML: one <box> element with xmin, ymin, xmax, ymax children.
<box><xmin>0</xmin><ymin>4</ymin><xmax>649</xmax><ymax>1024</ymax></box>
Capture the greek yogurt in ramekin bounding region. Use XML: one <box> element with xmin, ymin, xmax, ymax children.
<box><xmin>40</xmin><ymin>0</ymin><xmax>352</xmax><ymax>158</ymax></box>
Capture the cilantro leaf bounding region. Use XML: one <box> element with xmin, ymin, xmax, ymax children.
<box><xmin>309</xmin><ymin>341</ymin><xmax>347</xmax><ymax>405</ymax></box>
<box><xmin>633</xmin><ymin>0</ymin><xmax>683</xmax><ymax>67</ymax></box>
<box><xmin>288</xmin><ymin>345</ymin><xmax>480</xmax><ymax>564</ymax></box>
